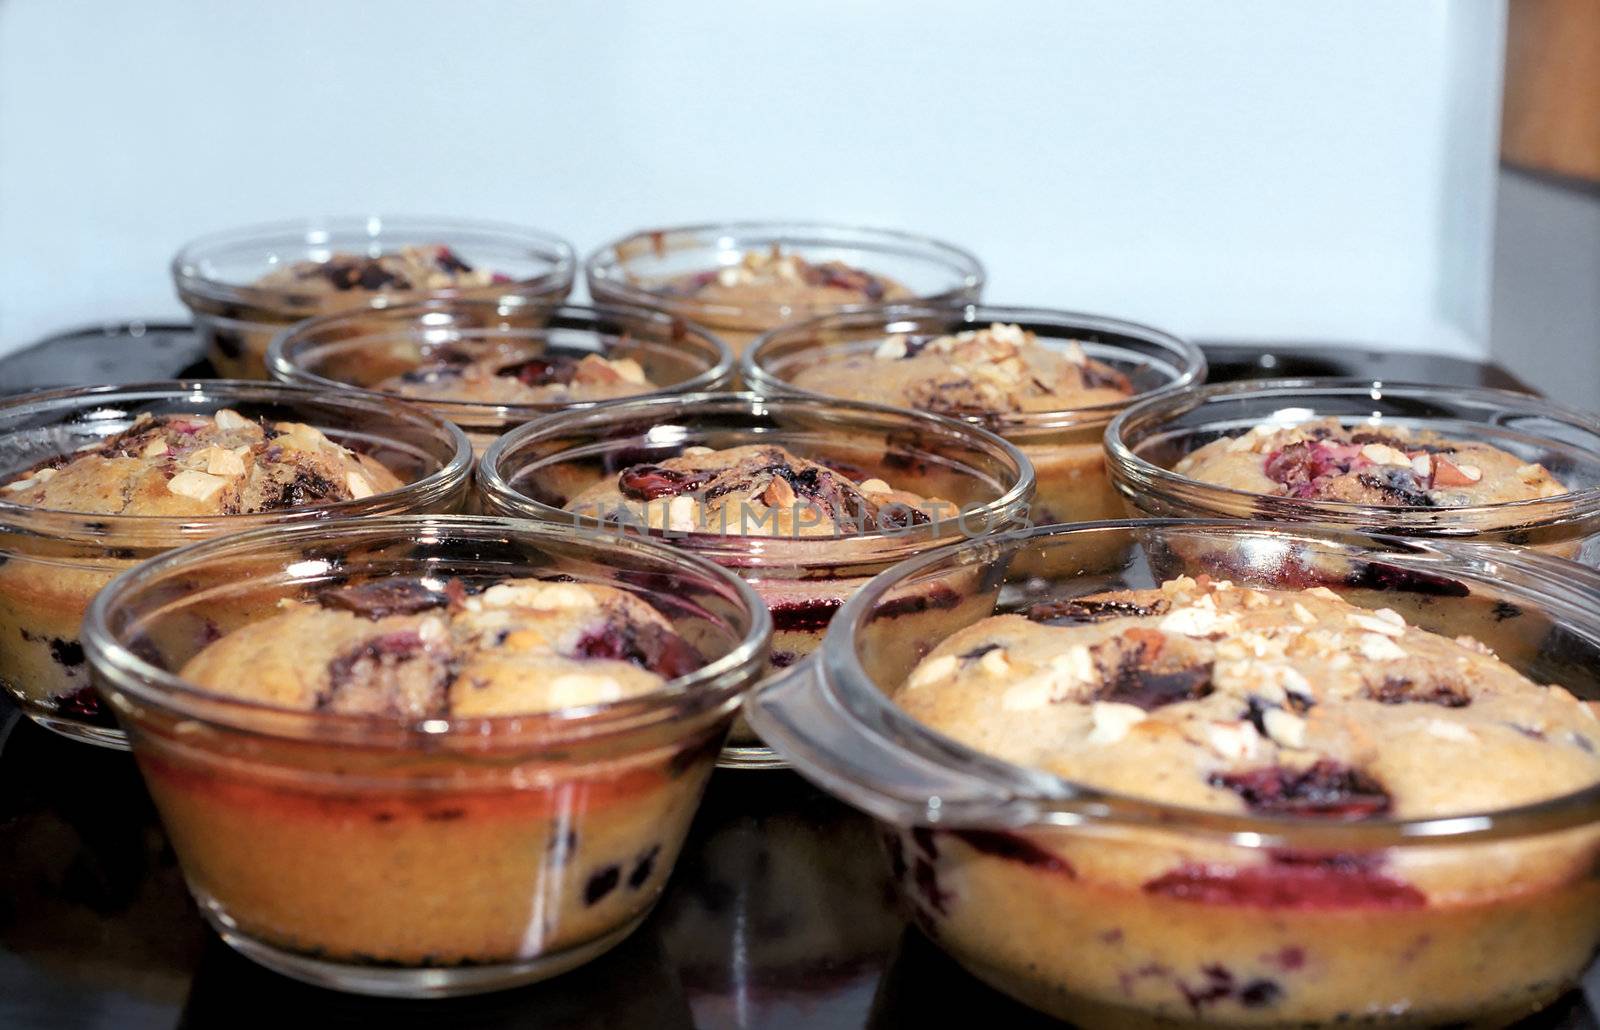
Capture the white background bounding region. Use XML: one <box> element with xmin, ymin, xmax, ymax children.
<box><xmin>0</xmin><ymin>1</ymin><xmax>1505</xmax><ymax>357</ymax></box>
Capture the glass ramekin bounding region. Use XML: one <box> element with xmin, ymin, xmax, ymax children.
<box><xmin>477</xmin><ymin>392</ymin><xmax>1035</xmax><ymax>769</ymax></box>
<box><xmin>82</xmin><ymin>515</ymin><xmax>771</xmax><ymax>998</ymax></box>
<box><xmin>268</xmin><ymin>299</ymin><xmax>734</xmax><ymax>453</ymax></box>
<box><xmin>745</xmin><ymin>305</ymin><xmax>1207</xmax><ymax>532</ymax></box>
<box><xmin>584</xmin><ymin>221</ymin><xmax>985</xmax><ymax>356</ymax></box>
<box><xmin>748</xmin><ymin>519</ymin><xmax>1600</xmax><ymax>1027</ymax></box>
<box><xmin>0</xmin><ymin>381</ymin><xmax>473</xmax><ymax>748</ymax></box>
<box><xmin>173</xmin><ymin>216</ymin><xmax>576</xmax><ymax>378</ymax></box>
<box><xmin>1106</xmin><ymin>379</ymin><xmax>1600</xmax><ymax>566</ymax></box>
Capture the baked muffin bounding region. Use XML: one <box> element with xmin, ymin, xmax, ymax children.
<box><xmin>1173</xmin><ymin>417</ymin><xmax>1569</xmax><ymax>507</ymax></box>
<box><xmin>183</xmin><ymin>577</ymin><xmax>699</xmax><ymax>718</ymax></box>
<box><xmin>791</xmin><ymin>321</ymin><xmax>1133</xmax><ymax>417</ymax></box>
<box><xmin>661</xmin><ymin>245</ymin><xmax>909</xmax><ymax>324</ymax></box>
<box><xmin>886</xmin><ymin>574</ymin><xmax>1600</xmax><ymax>1025</ymax></box>
<box><xmin>255</xmin><ymin>244</ymin><xmax>502</xmax><ymax>297</ymax></box>
<box><xmin>565</xmin><ymin>443</ymin><xmax>971</xmax><ymax>674</ymax></box>
<box><xmin>777</xmin><ymin>321</ymin><xmax>1144</xmax><ymax>529</ymax></box>
<box><xmin>0</xmin><ymin>404</ymin><xmax>432</xmax><ymax>744</ymax></box>
<box><xmin>175</xmin><ymin>220</ymin><xmax>575</xmax><ymax>379</ymax></box>
<box><xmin>1</xmin><ymin>409</ymin><xmax>402</xmax><ymax>516</ymax></box>
<box><xmin>111</xmin><ymin>565</ymin><xmax>747</xmax><ymax>987</ymax></box>
<box><xmin>372</xmin><ymin>341</ymin><xmax>657</xmax><ymax>407</ymax></box>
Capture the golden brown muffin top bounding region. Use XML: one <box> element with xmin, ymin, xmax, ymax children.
<box><xmin>1173</xmin><ymin>417</ymin><xmax>1568</xmax><ymax>507</ymax></box>
<box><xmin>896</xmin><ymin>576</ymin><xmax>1600</xmax><ymax>819</ymax></box>
<box><xmin>256</xmin><ymin>244</ymin><xmax>500</xmax><ymax>296</ymax></box>
<box><xmin>0</xmin><ymin>409</ymin><xmax>403</xmax><ymax>516</ymax></box>
<box><xmin>565</xmin><ymin>444</ymin><xmax>949</xmax><ymax>537</ymax></box>
<box><xmin>658</xmin><ymin>245</ymin><xmax>908</xmax><ymax>310</ymax></box>
<box><xmin>373</xmin><ymin>341</ymin><xmax>657</xmax><ymax>405</ymax></box>
<box><xmin>181</xmin><ymin>577</ymin><xmax>702</xmax><ymax>718</ymax></box>
<box><xmin>788</xmin><ymin>322</ymin><xmax>1133</xmax><ymax>417</ymax></box>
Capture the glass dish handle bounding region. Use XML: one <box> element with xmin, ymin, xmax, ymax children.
<box><xmin>744</xmin><ymin>657</ymin><xmax>1066</xmax><ymax>827</ymax></box>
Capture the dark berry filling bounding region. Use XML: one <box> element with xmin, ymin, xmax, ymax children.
<box><xmin>617</xmin><ymin>463</ymin><xmax>715</xmax><ymax>501</ymax></box>
<box><xmin>570</xmin><ymin>621</ymin><xmax>702</xmax><ymax>680</ymax></box>
<box><xmin>432</xmin><ymin>246</ymin><xmax>474</xmax><ymax>274</ymax></box>
<box><xmin>1209</xmin><ymin>761</ymin><xmax>1390</xmax><ymax>819</ymax></box>
<box><xmin>950</xmin><ymin>830</ymin><xmax>1076</xmax><ymax>877</ymax></box>
<box><xmin>319</xmin><ymin>579</ymin><xmax>453</xmax><ymax>620</ymax></box>
<box><xmin>1144</xmin><ymin>854</ymin><xmax>1424</xmax><ymax>910</ymax></box>
<box><xmin>1026</xmin><ymin>596</ymin><xmax>1170</xmax><ymax>625</ymax></box>
<box><xmin>584</xmin><ymin>865</ymin><xmax>620</xmax><ymax>905</ymax></box>
<box><xmin>1364</xmin><ymin>676</ymin><xmax>1471</xmax><ymax>708</ymax></box>
<box><xmin>767</xmin><ymin>596</ymin><xmax>845</xmax><ymax>633</ymax></box>
<box><xmin>495</xmin><ymin>354</ymin><xmax>580</xmax><ymax>387</ymax></box>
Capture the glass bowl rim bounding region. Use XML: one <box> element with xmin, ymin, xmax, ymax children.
<box><xmin>0</xmin><ymin>380</ymin><xmax>474</xmax><ymax>541</ymax></box>
<box><xmin>583</xmin><ymin>219</ymin><xmax>986</xmax><ymax>323</ymax></box>
<box><xmin>171</xmin><ymin>214</ymin><xmax>577</xmax><ymax>311</ymax></box>
<box><xmin>83</xmin><ymin>513</ymin><xmax>772</xmax><ymax>744</ymax></box>
<box><xmin>742</xmin><ymin>302</ymin><xmax>1209</xmax><ymax>432</ymax></box>
<box><xmin>1104</xmin><ymin>377</ymin><xmax>1600</xmax><ymax>518</ymax></box>
<box><xmin>778</xmin><ymin>517</ymin><xmax>1600</xmax><ymax>847</ymax></box>
<box><xmin>477</xmin><ymin>390</ymin><xmax>1037</xmax><ymax>562</ymax></box>
<box><xmin>267</xmin><ymin>299</ymin><xmax>736</xmax><ymax>423</ymax></box>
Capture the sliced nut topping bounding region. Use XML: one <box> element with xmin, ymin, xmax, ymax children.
<box><xmin>682</xmin><ymin>446</ymin><xmax>714</xmax><ymax>457</ymax></box>
<box><xmin>1159</xmin><ymin>604</ymin><xmax>1236</xmax><ymax>638</ymax></box>
<box><xmin>1410</xmin><ymin>453</ymin><xmax>1433</xmax><ymax>478</ymax></box>
<box><xmin>1087</xmin><ymin>701</ymin><xmax>1146</xmax><ymax>745</ymax></box>
<box><xmin>873</xmin><ymin>336</ymin><xmax>908</xmax><ymax>361</ymax></box>
<box><xmin>1001</xmin><ymin>646</ymin><xmax>1096</xmax><ymax>711</ymax></box>
<box><xmin>858</xmin><ymin>478</ymin><xmax>892</xmax><ymax>494</ymax></box>
<box><xmin>977</xmin><ymin>647</ymin><xmax>1011</xmax><ymax>677</ymax></box>
<box><xmin>762</xmin><ymin>475</ymin><xmax>797</xmax><ymax>508</ymax></box>
<box><xmin>345</xmin><ymin>471</ymin><xmax>374</xmax><ymax>499</ymax></box>
<box><xmin>200</xmin><ymin>446</ymin><xmax>247</xmax><ymax>477</ymax></box>
<box><xmin>1360</xmin><ymin>443</ymin><xmax>1412</xmax><ymax>467</ymax></box>
<box><xmin>143</xmin><ymin>439</ymin><xmax>170</xmax><ymax>458</ymax></box>
<box><xmin>1431</xmin><ymin>456</ymin><xmax>1482</xmax><ymax>487</ymax></box>
<box><xmin>1203</xmin><ymin>720</ymin><xmax>1263</xmax><ymax>761</ymax></box>
<box><xmin>212</xmin><ymin>408</ymin><xmax>251</xmax><ymax>432</ymax></box>
<box><xmin>1290</xmin><ymin>602</ymin><xmax>1317</xmax><ymax>626</ymax></box>
<box><xmin>667</xmin><ymin>495</ymin><xmax>699</xmax><ymax>531</ymax></box>
<box><xmin>907</xmin><ymin>654</ymin><xmax>959</xmax><ymax>689</ymax></box>
<box><xmin>1425</xmin><ymin>719</ymin><xmax>1477</xmax><ymax>743</ymax></box>
<box><xmin>1348</xmin><ymin>611</ymin><xmax>1405</xmax><ymax>638</ymax></box>
<box><xmin>1454</xmin><ymin>635</ymin><xmax>1496</xmax><ymax>657</ymax></box>
<box><xmin>1357</xmin><ymin>633</ymin><xmax>1408</xmax><ymax>662</ymax></box>
<box><xmin>479</xmin><ymin>581</ymin><xmax>597</xmax><ymax>612</ymax></box>
<box><xmin>1304</xmin><ymin>587</ymin><xmax>1341</xmax><ymax>601</ymax></box>
<box><xmin>610</xmin><ymin>358</ymin><xmax>648</xmax><ymax>385</ymax></box>
<box><xmin>2</xmin><ymin>476</ymin><xmax>36</xmax><ymax>492</ymax></box>
<box><xmin>167</xmin><ymin>469</ymin><xmax>229</xmax><ymax>501</ymax></box>
<box><xmin>1262</xmin><ymin>706</ymin><xmax>1308</xmax><ymax>749</ymax></box>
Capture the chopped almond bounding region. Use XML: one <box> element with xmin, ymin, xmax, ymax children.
<box><xmin>1432</xmin><ymin>456</ymin><xmax>1482</xmax><ymax>487</ymax></box>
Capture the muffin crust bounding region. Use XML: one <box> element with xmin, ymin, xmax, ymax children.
<box><xmin>0</xmin><ymin>409</ymin><xmax>402</xmax><ymax>516</ymax></box>
<box><xmin>182</xmin><ymin>577</ymin><xmax>701</xmax><ymax>717</ymax></box>
<box><xmin>896</xmin><ymin>575</ymin><xmax>1600</xmax><ymax>817</ymax></box>
<box><xmin>789</xmin><ymin>322</ymin><xmax>1134</xmax><ymax>417</ymax></box>
<box><xmin>1174</xmin><ymin>418</ymin><xmax>1569</xmax><ymax>507</ymax></box>
<box><xmin>372</xmin><ymin>342</ymin><xmax>656</xmax><ymax>406</ymax></box>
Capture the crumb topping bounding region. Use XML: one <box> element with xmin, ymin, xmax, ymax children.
<box><xmin>374</xmin><ymin>342</ymin><xmax>656</xmax><ymax>405</ymax></box>
<box><xmin>256</xmin><ymin>244</ymin><xmax>504</xmax><ymax>296</ymax></box>
<box><xmin>0</xmin><ymin>409</ymin><xmax>403</xmax><ymax>516</ymax></box>
<box><xmin>181</xmin><ymin>577</ymin><xmax>702</xmax><ymax>717</ymax></box>
<box><xmin>564</xmin><ymin>444</ymin><xmax>949</xmax><ymax>537</ymax></box>
<box><xmin>789</xmin><ymin>322</ymin><xmax>1134</xmax><ymax>417</ymax></box>
<box><xmin>896</xmin><ymin>576</ymin><xmax>1600</xmax><ymax>819</ymax></box>
<box><xmin>662</xmin><ymin>244</ymin><xmax>893</xmax><ymax>303</ymax></box>
<box><xmin>1174</xmin><ymin>417</ymin><xmax>1568</xmax><ymax>507</ymax></box>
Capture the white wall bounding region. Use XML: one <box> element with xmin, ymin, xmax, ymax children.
<box><xmin>0</xmin><ymin>1</ymin><xmax>1504</xmax><ymax>357</ymax></box>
